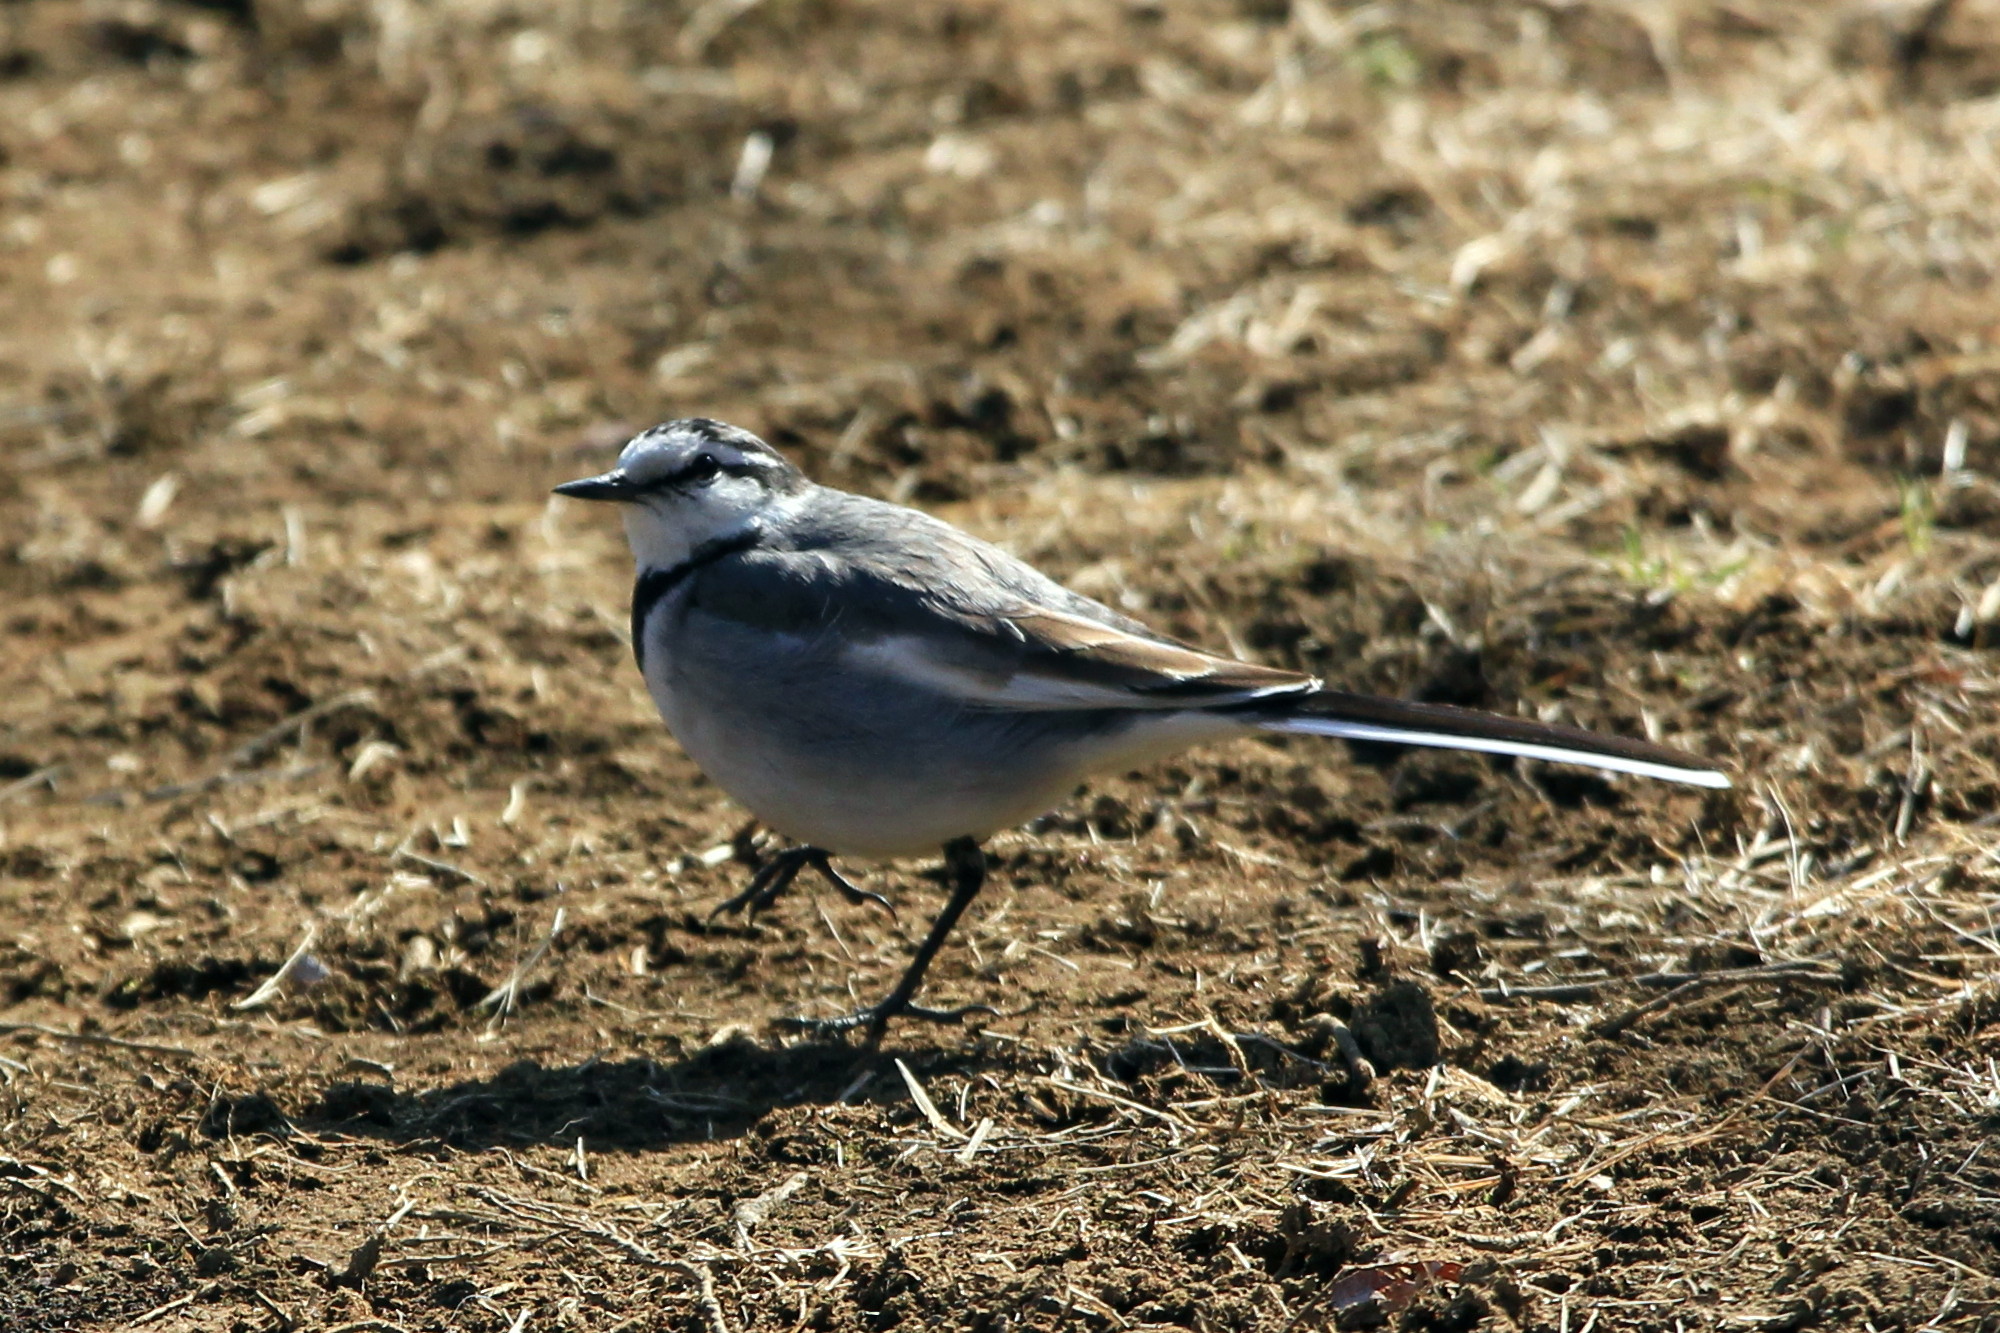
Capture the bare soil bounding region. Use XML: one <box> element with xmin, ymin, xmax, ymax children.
<box><xmin>4</xmin><ymin>2</ymin><xmax>2000</xmax><ymax>1329</ymax></box>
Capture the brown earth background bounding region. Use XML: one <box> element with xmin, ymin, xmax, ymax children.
<box><xmin>5</xmin><ymin>1</ymin><xmax>2000</xmax><ymax>1329</ymax></box>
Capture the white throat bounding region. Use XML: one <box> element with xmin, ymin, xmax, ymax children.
<box><xmin>619</xmin><ymin>485</ymin><xmax>802</xmax><ymax>574</ymax></box>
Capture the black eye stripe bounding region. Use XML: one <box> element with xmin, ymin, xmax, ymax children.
<box><xmin>675</xmin><ymin>453</ymin><xmax>720</xmax><ymax>485</ymax></box>
<box><xmin>635</xmin><ymin>452</ymin><xmax>765</xmax><ymax>494</ymax></box>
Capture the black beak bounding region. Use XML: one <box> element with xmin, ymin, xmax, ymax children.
<box><xmin>553</xmin><ymin>471</ymin><xmax>633</xmax><ymax>502</ymax></box>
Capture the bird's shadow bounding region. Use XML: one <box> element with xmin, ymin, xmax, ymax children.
<box><xmin>283</xmin><ymin>1034</ymin><xmax>1012</xmax><ymax>1153</ymax></box>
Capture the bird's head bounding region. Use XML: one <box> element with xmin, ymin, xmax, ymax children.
<box><xmin>555</xmin><ymin>418</ymin><xmax>805</xmax><ymax>570</ymax></box>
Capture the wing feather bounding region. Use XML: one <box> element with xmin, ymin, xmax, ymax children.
<box><xmin>843</xmin><ymin>608</ymin><xmax>1316</xmax><ymax>712</ymax></box>
<box><xmin>681</xmin><ymin>514</ymin><xmax>1319</xmax><ymax>713</ymax></box>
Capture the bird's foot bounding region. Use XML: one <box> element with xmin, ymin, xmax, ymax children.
<box><xmin>779</xmin><ymin>998</ymin><xmax>997</xmax><ymax>1044</ymax></box>
<box><xmin>775</xmin><ymin>837</ymin><xmax>991</xmax><ymax>1045</ymax></box>
<box><xmin>707</xmin><ymin>847</ymin><xmax>895</xmax><ymax>923</ymax></box>
<box><xmin>813</xmin><ymin>857</ymin><xmax>897</xmax><ymax>919</ymax></box>
<box><xmin>706</xmin><ymin>847</ymin><xmax>810</xmax><ymax>922</ymax></box>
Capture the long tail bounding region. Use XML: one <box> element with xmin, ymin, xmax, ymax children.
<box><xmin>1255</xmin><ymin>690</ymin><xmax>1731</xmax><ymax>789</ymax></box>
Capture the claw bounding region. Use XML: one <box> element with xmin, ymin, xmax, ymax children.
<box><xmin>815</xmin><ymin>859</ymin><xmax>897</xmax><ymax>920</ymax></box>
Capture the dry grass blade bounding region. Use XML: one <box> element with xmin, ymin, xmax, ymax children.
<box><xmin>957</xmin><ymin>1116</ymin><xmax>996</xmax><ymax>1164</ymax></box>
<box><xmin>392</xmin><ymin>842</ymin><xmax>489</xmax><ymax>887</ymax></box>
<box><xmin>233</xmin><ymin>925</ymin><xmax>328</xmax><ymax>1010</ymax></box>
<box><xmin>251</xmin><ymin>1291</ymin><xmax>297</xmax><ymax>1333</ymax></box>
<box><xmin>1484</xmin><ymin>960</ymin><xmax>1842</xmax><ymax>1007</ymax></box>
<box><xmin>1590</xmin><ymin>965</ymin><xmax>1843</xmax><ymax>1038</ymax></box>
<box><xmin>226</xmin><ymin>690</ymin><xmax>378</xmax><ymax>769</ymax></box>
<box><xmin>1045</xmin><ymin>1077</ymin><xmax>1193</xmax><ymax>1139</ymax></box>
<box><xmin>0</xmin><ymin>765</ymin><xmax>62</xmax><ymax>804</ymax></box>
<box><xmin>730</xmin><ymin>1170</ymin><xmax>807</xmax><ymax>1248</ymax></box>
<box><xmin>0</xmin><ymin>1022</ymin><xmax>196</xmax><ymax>1059</ymax></box>
<box><xmin>895</xmin><ymin>1058</ymin><xmax>967</xmax><ymax>1142</ymax></box>
<box><xmin>132</xmin><ymin>1294</ymin><xmax>198</xmax><ymax>1325</ymax></box>
<box><xmin>684</xmin><ymin>1260</ymin><xmax>734</xmax><ymax>1333</ymax></box>
<box><xmin>478</xmin><ymin>908</ymin><xmax>567</xmax><ymax>1028</ymax></box>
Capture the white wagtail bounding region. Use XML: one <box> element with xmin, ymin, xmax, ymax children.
<box><xmin>556</xmin><ymin>418</ymin><xmax>1730</xmax><ymax>1040</ymax></box>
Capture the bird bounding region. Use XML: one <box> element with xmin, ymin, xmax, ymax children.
<box><xmin>556</xmin><ymin>417</ymin><xmax>1731</xmax><ymax>1042</ymax></box>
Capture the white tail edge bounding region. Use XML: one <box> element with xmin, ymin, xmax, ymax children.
<box><xmin>1264</xmin><ymin>716</ymin><xmax>1733</xmax><ymax>789</ymax></box>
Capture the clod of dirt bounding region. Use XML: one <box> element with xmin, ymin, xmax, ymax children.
<box><xmin>1390</xmin><ymin>755</ymin><xmax>1486</xmax><ymax>811</ymax></box>
<box><xmin>1428</xmin><ymin>930</ymin><xmax>1484</xmax><ymax>978</ymax></box>
<box><xmin>1340</xmin><ymin>845</ymin><xmax>1399</xmax><ymax>882</ymax></box>
<box><xmin>89</xmin><ymin>20</ymin><xmax>193</xmax><ymax>66</ymax></box>
<box><xmin>332</xmin><ymin>102</ymin><xmax>758</xmax><ymax>261</ymax></box>
<box><xmin>103</xmin><ymin>955</ymin><xmax>256</xmax><ymax>1009</ymax></box>
<box><xmin>1603</xmin><ymin>419</ymin><xmax>1735</xmax><ymax>481</ymax></box>
<box><xmin>1350</xmin><ymin>980</ymin><xmax>1441</xmax><ymax>1071</ymax></box>
<box><xmin>192</xmin><ymin>1246</ymin><xmax>239</xmax><ymax>1277</ymax></box>
<box><xmin>1484</xmin><ymin>1054</ymin><xmax>1550</xmax><ymax>1094</ymax></box>
<box><xmin>1271</xmin><ymin>1199</ymin><xmax>1355</xmax><ymax>1278</ymax></box>
<box><xmin>1683</xmin><ymin>940</ymin><xmax>1764</xmax><ymax>972</ymax></box>
<box><xmin>1356</xmin><ymin>934</ymin><xmax>1390</xmax><ymax>981</ymax></box>
<box><xmin>311</xmin><ymin>1081</ymin><xmax>401</xmax><ymax>1128</ymax></box>
<box><xmin>433</xmin><ymin>1279</ymin><xmax>478</xmax><ymax>1309</ymax></box>
<box><xmin>1398</xmin><ymin>1289</ymin><xmax>1492</xmax><ymax>1333</ymax></box>
<box><xmin>198</xmin><ymin>1091</ymin><xmax>289</xmax><ymax>1140</ymax></box>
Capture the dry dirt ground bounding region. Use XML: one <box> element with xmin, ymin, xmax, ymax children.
<box><xmin>4</xmin><ymin>1</ymin><xmax>2000</xmax><ymax>1329</ymax></box>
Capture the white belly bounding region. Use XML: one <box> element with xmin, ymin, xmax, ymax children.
<box><xmin>647</xmin><ymin>677</ymin><xmax>1248</xmax><ymax>860</ymax></box>
<box><xmin>648</xmin><ymin>673</ymin><xmax>1073</xmax><ymax>856</ymax></box>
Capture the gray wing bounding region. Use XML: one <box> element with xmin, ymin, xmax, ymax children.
<box><xmin>687</xmin><ymin>492</ymin><xmax>1316</xmax><ymax>711</ymax></box>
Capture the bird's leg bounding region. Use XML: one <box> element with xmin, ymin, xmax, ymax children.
<box><xmin>780</xmin><ymin>836</ymin><xmax>996</xmax><ymax>1045</ymax></box>
<box><xmin>707</xmin><ymin>845</ymin><xmax>816</xmax><ymax>921</ymax></box>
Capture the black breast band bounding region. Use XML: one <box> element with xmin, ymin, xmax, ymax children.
<box><xmin>630</xmin><ymin>529</ymin><xmax>762</xmax><ymax>674</ymax></box>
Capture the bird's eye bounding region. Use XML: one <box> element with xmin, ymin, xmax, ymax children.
<box><xmin>684</xmin><ymin>453</ymin><xmax>721</xmax><ymax>484</ymax></box>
